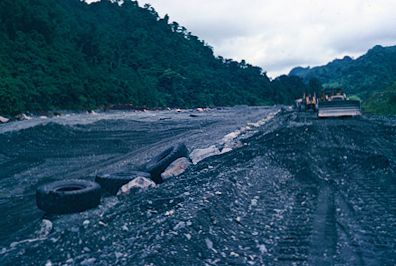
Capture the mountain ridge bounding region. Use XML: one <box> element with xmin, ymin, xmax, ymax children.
<box><xmin>289</xmin><ymin>44</ymin><xmax>396</xmax><ymax>98</ymax></box>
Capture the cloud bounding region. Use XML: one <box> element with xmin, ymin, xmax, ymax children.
<box><xmin>143</xmin><ymin>0</ymin><xmax>396</xmax><ymax>77</ymax></box>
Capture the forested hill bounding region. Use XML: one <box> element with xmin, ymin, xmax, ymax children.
<box><xmin>0</xmin><ymin>0</ymin><xmax>309</xmax><ymax>115</ymax></box>
<box><xmin>289</xmin><ymin>45</ymin><xmax>396</xmax><ymax>98</ymax></box>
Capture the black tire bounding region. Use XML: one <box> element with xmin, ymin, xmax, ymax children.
<box><xmin>95</xmin><ymin>171</ymin><xmax>151</xmax><ymax>195</ymax></box>
<box><xmin>36</xmin><ymin>180</ymin><xmax>101</xmax><ymax>214</ymax></box>
<box><xmin>145</xmin><ymin>143</ymin><xmax>189</xmax><ymax>184</ymax></box>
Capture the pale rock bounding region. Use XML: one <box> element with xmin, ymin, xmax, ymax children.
<box><xmin>220</xmin><ymin>147</ymin><xmax>233</xmax><ymax>154</ymax></box>
<box><xmin>222</xmin><ymin>130</ymin><xmax>241</xmax><ymax>143</ymax></box>
<box><xmin>161</xmin><ymin>157</ymin><xmax>191</xmax><ymax>180</ymax></box>
<box><xmin>16</xmin><ymin>113</ymin><xmax>32</xmax><ymax>121</ymax></box>
<box><xmin>165</xmin><ymin>209</ymin><xmax>175</xmax><ymax>216</ymax></box>
<box><xmin>98</xmin><ymin>221</ymin><xmax>108</xmax><ymax>227</ymax></box>
<box><xmin>205</xmin><ymin>238</ymin><xmax>213</xmax><ymax>249</ymax></box>
<box><xmin>251</xmin><ymin>199</ymin><xmax>258</xmax><ymax>207</ymax></box>
<box><xmin>38</xmin><ymin>219</ymin><xmax>53</xmax><ymax>238</ymax></box>
<box><xmin>115</xmin><ymin>252</ymin><xmax>124</xmax><ymax>259</ymax></box>
<box><xmin>0</xmin><ymin>116</ymin><xmax>9</xmax><ymax>123</ymax></box>
<box><xmin>259</xmin><ymin>244</ymin><xmax>268</xmax><ymax>254</ymax></box>
<box><xmin>196</xmin><ymin>107</ymin><xmax>204</xmax><ymax>112</ymax></box>
<box><xmin>80</xmin><ymin>258</ymin><xmax>96</xmax><ymax>265</ymax></box>
<box><xmin>230</xmin><ymin>251</ymin><xmax>239</xmax><ymax>257</ymax></box>
<box><xmin>190</xmin><ymin>145</ymin><xmax>221</xmax><ymax>164</ymax></box>
<box><xmin>173</xmin><ymin>221</ymin><xmax>186</xmax><ymax>230</ymax></box>
<box><xmin>117</xmin><ymin>176</ymin><xmax>155</xmax><ymax>195</ymax></box>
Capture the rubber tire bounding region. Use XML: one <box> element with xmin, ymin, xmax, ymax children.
<box><xmin>36</xmin><ymin>180</ymin><xmax>101</xmax><ymax>214</ymax></box>
<box><xmin>95</xmin><ymin>171</ymin><xmax>151</xmax><ymax>195</ymax></box>
<box><xmin>145</xmin><ymin>143</ymin><xmax>189</xmax><ymax>184</ymax></box>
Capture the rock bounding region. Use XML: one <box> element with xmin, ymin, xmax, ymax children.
<box><xmin>98</xmin><ymin>221</ymin><xmax>108</xmax><ymax>227</ymax></box>
<box><xmin>80</xmin><ymin>258</ymin><xmax>96</xmax><ymax>265</ymax></box>
<box><xmin>117</xmin><ymin>176</ymin><xmax>155</xmax><ymax>195</ymax></box>
<box><xmin>165</xmin><ymin>209</ymin><xmax>175</xmax><ymax>216</ymax></box>
<box><xmin>87</xmin><ymin>110</ymin><xmax>97</xmax><ymax>115</ymax></box>
<box><xmin>220</xmin><ymin>147</ymin><xmax>233</xmax><ymax>154</ymax></box>
<box><xmin>221</xmin><ymin>140</ymin><xmax>243</xmax><ymax>154</ymax></box>
<box><xmin>16</xmin><ymin>113</ymin><xmax>32</xmax><ymax>121</ymax></box>
<box><xmin>190</xmin><ymin>145</ymin><xmax>221</xmax><ymax>165</ymax></box>
<box><xmin>38</xmin><ymin>219</ymin><xmax>53</xmax><ymax>238</ymax></box>
<box><xmin>223</xmin><ymin>130</ymin><xmax>241</xmax><ymax>143</ymax></box>
<box><xmin>161</xmin><ymin>157</ymin><xmax>191</xmax><ymax>181</ymax></box>
<box><xmin>0</xmin><ymin>116</ymin><xmax>9</xmax><ymax>123</ymax></box>
<box><xmin>196</xmin><ymin>107</ymin><xmax>204</xmax><ymax>112</ymax></box>
<box><xmin>259</xmin><ymin>244</ymin><xmax>268</xmax><ymax>254</ymax></box>
<box><xmin>205</xmin><ymin>238</ymin><xmax>213</xmax><ymax>249</ymax></box>
<box><xmin>173</xmin><ymin>221</ymin><xmax>186</xmax><ymax>230</ymax></box>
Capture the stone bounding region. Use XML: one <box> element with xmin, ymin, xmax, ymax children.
<box><xmin>205</xmin><ymin>238</ymin><xmax>213</xmax><ymax>250</ymax></box>
<box><xmin>161</xmin><ymin>157</ymin><xmax>191</xmax><ymax>180</ymax></box>
<box><xmin>117</xmin><ymin>176</ymin><xmax>155</xmax><ymax>195</ymax></box>
<box><xmin>222</xmin><ymin>130</ymin><xmax>241</xmax><ymax>143</ymax></box>
<box><xmin>0</xmin><ymin>116</ymin><xmax>9</xmax><ymax>123</ymax></box>
<box><xmin>190</xmin><ymin>145</ymin><xmax>221</xmax><ymax>165</ymax></box>
<box><xmin>38</xmin><ymin>219</ymin><xmax>53</xmax><ymax>238</ymax></box>
<box><xmin>16</xmin><ymin>113</ymin><xmax>32</xmax><ymax>121</ymax></box>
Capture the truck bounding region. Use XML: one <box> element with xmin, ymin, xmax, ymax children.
<box><xmin>317</xmin><ymin>89</ymin><xmax>361</xmax><ymax>118</ymax></box>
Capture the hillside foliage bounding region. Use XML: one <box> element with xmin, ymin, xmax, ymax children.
<box><xmin>363</xmin><ymin>82</ymin><xmax>396</xmax><ymax>115</ymax></box>
<box><xmin>289</xmin><ymin>45</ymin><xmax>396</xmax><ymax>98</ymax></box>
<box><xmin>0</xmin><ymin>0</ymin><xmax>309</xmax><ymax>115</ymax></box>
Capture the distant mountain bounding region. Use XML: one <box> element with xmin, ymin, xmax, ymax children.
<box><xmin>289</xmin><ymin>45</ymin><xmax>396</xmax><ymax>98</ymax></box>
<box><xmin>0</xmin><ymin>0</ymin><xmax>308</xmax><ymax>115</ymax></box>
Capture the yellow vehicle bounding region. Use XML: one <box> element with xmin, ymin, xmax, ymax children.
<box><xmin>318</xmin><ymin>89</ymin><xmax>361</xmax><ymax>118</ymax></box>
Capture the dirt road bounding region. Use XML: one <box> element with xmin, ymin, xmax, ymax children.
<box><xmin>0</xmin><ymin>108</ymin><xmax>395</xmax><ymax>265</ymax></box>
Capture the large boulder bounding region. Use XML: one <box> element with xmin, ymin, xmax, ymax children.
<box><xmin>161</xmin><ymin>157</ymin><xmax>191</xmax><ymax>181</ymax></box>
<box><xmin>190</xmin><ymin>145</ymin><xmax>221</xmax><ymax>165</ymax></box>
<box><xmin>117</xmin><ymin>176</ymin><xmax>156</xmax><ymax>195</ymax></box>
<box><xmin>0</xmin><ymin>116</ymin><xmax>9</xmax><ymax>123</ymax></box>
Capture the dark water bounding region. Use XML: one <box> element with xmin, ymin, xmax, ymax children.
<box><xmin>0</xmin><ymin>107</ymin><xmax>395</xmax><ymax>265</ymax></box>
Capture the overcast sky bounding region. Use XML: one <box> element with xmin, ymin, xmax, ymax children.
<box><xmin>138</xmin><ymin>0</ymin><xmax>396</xmax><ymax>77</ymax></box>
<box><xmin>86</xmin><ymin>0</ymin><xmax>396</xmax><ymax>77</ymax></box>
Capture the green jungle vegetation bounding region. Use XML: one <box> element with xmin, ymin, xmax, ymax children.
<box><xmin>0</xmin><ymin>0</ymin><xmax>314</xmax><ymax>115</ymax></box>
<box><xmin>363</xmin><ymin>82</ymin><xmax>396</xmax><ymax>115</ymax></box>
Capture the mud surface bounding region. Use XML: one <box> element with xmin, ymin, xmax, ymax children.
<box><xmin>0</xmin><ymin>107</ymin><xmax>395</xmax><ymax>265</ymax></box>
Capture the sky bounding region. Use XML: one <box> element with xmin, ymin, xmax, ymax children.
<box><xmin>140</xmin><ymin>0</ymin><xmax>396</xmax><ymax>77</ymax></box>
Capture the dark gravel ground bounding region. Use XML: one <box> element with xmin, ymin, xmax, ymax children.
<box><xmin>0</xmin><ymin>107</ymin><xmax>395</xmax><ymax>265</ymax></box>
